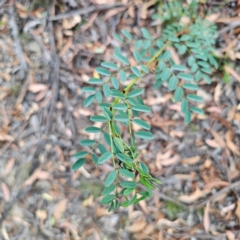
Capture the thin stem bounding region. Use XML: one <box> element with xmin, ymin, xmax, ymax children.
<box><xmin>108</xmin><ymin>120</ymin><xmax>116</xmax><ymax>169</ymax></box>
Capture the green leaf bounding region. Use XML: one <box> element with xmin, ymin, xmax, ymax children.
<box><xmin>181</xmin><ymin>98</ymin><xmax>188</xmax><ymax>113</ymax></box>
<box><xmin>197</xmin><ymin>61</ymin><xmax>210</xmax><ymax>68</ymax></box>
<box><xmin>141</xmin><ymin>28</ymin><xmax>152</xmax><ymax>40</ymax></box>
<box><xmin>128</xmin><ymin>88</ymin><xmax>143</xmax><ymax>98</ymax></box>
<box><xmin>85</xmin><ymin>126</ymin><xmax>101</xmax><ymax>133</ymax></box>
<box><xmin>116</xmin><ymin>153</ymin><xmax>133</xmax><ymax>163</ymax></box>
<box><xmin>105</xmin><ymin>171</ymin><xmax>117</xmax><ymax>187</ymax></box>
<box><xmin>171</xmin><ymin>65</ymin><xmax>186</xmax><ymax>71</ymax></box>
<box><xmin>112</xmin><ymin>33</ymin><xmax>123</xmax><ymax>43</ymax></box>
<box><xmin>158</xmin><ymin>61</ymin><xmax>165</xmax><ymax>71</ymax></box>
<box><xmin>110</xmin><ymin>89</ymin><xmax>125</xmax><ymax>99</ymax></box>
<box><xmin>174</xmin><ymin>87</ymin><xmax>183</xmax><ymax>102</ymax></box>
<box><xmin>161</xmin><ymin>68</ymin><xmax>171</xmax><ymax>81</ymax></box>
<box><xmin>104</xmin><ymin>132</ymin><xmax>111</xmax><ymax>146</ymax></box>
<box><xmin>112</xmin><ymin>103</ymin><xmax>127</xmax><ymax>110</ymax></box>
<box><xmin>113</xmin><ymin>137</ymin><xmax>124</xmax><ymax>153</ymax></box>
<box><xmin>140</xmin><ymin>65</ymin><xmax>149</xmax><ymax>73</ymax></box>
<box><xmin>101</xmin><ymin>62</ymin><xmax>118</xmax><ymax>70</ymax></box>
<box><xmin>191</xmin><ymin>107</ymin><xmax>204</xmax><ymax>115</ymax></box>
<box><xmin>92</xmin><ymin>154</ymin><xmax>98</xmax><ymax>165</ymax></box>
<box><xmin>121</xmin><ymin>200</ymin><xmax>130</xmax><ymax>207</ymax></box>
<box><xmin>83</xmin><ymin>94</ymin><xmax>95</xmax><ymax>107</ymax></box>
<box><xmin>74</xmin><ymin>151</ymin><xmax>88</xmax><ymax>159</ymax></box>
<box><xmin>195</xmin><ymin>70</ymin><xmax>202</xmax><ymax>81</ymax></box>
<box><xmin>135</xmin><ymin>131</ymin><xmax>153</xmax><ymax>140</ymax></box>
<box><xmin>120</xmin><ymin>181</ymin><xmax>136</xmax><ymax>188</ymax></box>
<box><xmin>108</xmin><ymin>201</ymin><xmax>114</xmax><ymax>212</ymax></box>
<box><xmin>123</xmin><ymin>188</ymin><xmax>135</xmax><ymax>196</ymax></box>
<box><xmin>99</xmin><ymin>102</ymin><xmax>111</xmax><ymax>108</ymax></box>
<box><xmin>133</xmin><ymin>119</ymin><xmax>150</xmax><ymax>130</ymax></box>
<box><xmin>191</xmin><ymin>63</ymin><xmax>198</xmax><ymax>73</ymax></box>
<box><xmin>133</xmin><ymin>51</ymin><xmax>141</xmax><ymax>63</ymax></box>
<box><xmin>102</xmin><ymin>184</ymin><xmax>116</xmax><ymax>196</ymax></box>
<box><xmin>119</xmin><ymin>169</ymin><xmax>135</xmax><ymax>178</ymax></box>
<box><xmin>184</xmin><ymin>110</ymin><xmax>192</xmax><ymax>124</ymax></box>
<box><xmin>80</xmin><ymin>139</ymin><xmax>95</xmax><ymax>146</ymax></box>
<box><xmin>168</xmin><ymin>76</ymin><xmax>178</xmax><ymax>91</ymax></box>
<box><xmin>202</xmin><ymin>74</ymin><xmax>211</xmax><ymax>84</ymax></box>
<box><xmin>161</xmin><ymin>51</ymin><xmax>171</xmax><ymax>61</ymax></box>
<box><xmin>100</xmin><ymin>194</ymin><xmax>115</xmax><ymax>205</ymax></box>
<box><xmin>95</xmin><ymin>91</ymin><xmax>102</xmax><ymax>103</ymax></box>
<box><xmin>136</xmin><ymin>39</ymin><xmax>143</xmax><ymax>50</ymax></box>
<box><xmin>180</xmin><ymin>35</ymin><xmax>190</xmax><ymax>41</ymax></box>
<box><xmin>132</xmin><ymin>104</ymin><xmax>151</xmax><ymax>113</ymax></box>
<box><xmin>177</xmin><ymin>73</ymin><xmax>194</xmax><ymax>81</ymax></box>
<box><xmin>72</xmin><ymin>158</ymin><xmax>86</xmax><ymax>170</ymax></box>
<box><xmin>186</xmin><ymin>94</ymin><xmax>203</xmax><ymax>102</ymax></box>
<box><xmin>103</xmin><ymin>83</ymin><xmax>110</xmax><ymax>97</ymax></box>
<box><xmin>188</xmin><ymin>56</ymin><xmax>195</xmax><ymax>67</ymax></box>
<box><xmin>90</xmin><ymin>115</ymin><xmax>108</xmax><ymax>122</ymax></box>
<box><xmin>139</xmin><ymin>162</ymin><xmax>149</xmax><ymax>174</ymax></box>
<box><xmin>168</xmin><ymin>36</ymin><xmax>179</xmax><ymax>42</ymax></box>
<box><xmin>182</xmin><ymin>83</ymin><xmax>199</xmax><ymax>91</ymax></box>
<box><xmin>119</xmin><ymin>70</ymin><xmax>127</xmax><ymax>82</ymax></box>
<box><xmin>88</xmin><ymin>78</ymin><xmax>103</xmax><ymax>84</ymax></box>
<box><xmin>128</xmin><ymin>195</ymin><xmax>137</xmax><ymax>206</ymax></box>
<box><xmin>114</xmin><ymin>52</ymin><xmax>129</xmax><ymax>65</ymax></box>
<box><xmin>82</xmin><ymin>87</ymin><xmax>96</xmax><ymax>92</ymax></box>
<box><xmin>98</xmin><ymin>152</ymin><xmax>113</xmax><ymax>165</ymax></box>
<box><xmin>115</xmin><ymin>114</ymin><xmax>129</xmax><ymax>123</ymax></box>
<box><xmin>98</xmin><ymin>144</ymin><xmax>106</xmax><ymax>154</ymax></box>
<box><xmin>95</xmin><ymin>67</ymin><xmax>111</xmax><ymax>76</ymax></box>
<box><xmin>178</xmin><ymin>45</ymin><xmax>187</xmax><ymax>55</ymax></box>
<box><xmin>102</xmin><ymin>107</ymin><xmax>112</xmax><ymax>120</ymax></box>
<box><xmin>115</xmin><ymin>199</ymin><xmax>120</xmax><ymax>210</ymax></box>
<box><xmin>111</xmin><ymin>77</ymin><xmax>119</xmax><ymax>89</ymax></box>
<box><xmin>201</xmin><ymin>67</ymin><xmax>212</xmax><ymax>74</ymax></box>
<box><xmin>131</xmin><ymin>66</ymin><xmax>141</xmax><ymax>77</ymax></box>
<box><xmin>121</xmin><ymin>29</ymin><xmax>132</xmax><ymax>40</ymax></box>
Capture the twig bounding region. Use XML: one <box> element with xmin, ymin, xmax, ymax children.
<box><xmin>45</xmin><ymin>5</ymin><xmax>60</xmax><ymax>134</ymax></box>
<box><xmin>49</xmin><ymin>3</ymin><xmax>130</xmax><ymax>21</ymax></box>
<box><xmin>195</xmin><ymin>180</ymin><xmax>240</xmax><ymax>210</ymax></box>
<box><xmin>8</xmin><ymin>1</ymin><xmax>28</xmax><ymax>78</ymax></box>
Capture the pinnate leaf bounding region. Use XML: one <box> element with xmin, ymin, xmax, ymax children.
<box><xmin>105</xmin><ymin>171</ymin><xmax>117</xmax><ymax>187</ymax></box>
<box><xmin>98</xmin><ymin>152</ymin><xmax>113</xmax><ymax>164</ymax></box>
<box><xmin>135</xmin><ymin>131</ymin><xmax>153</xmax><ymax>140</ymax></box>
<box><xmin>72</xmin><ymin>158</ymin><xmax>86</xmax><ymax>170</ymax></box>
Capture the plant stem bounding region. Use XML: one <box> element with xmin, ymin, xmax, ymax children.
<box><xmin>108</xmin><ymin>121</ymin><xmax>116</xmax><ymax>169</ymax></box>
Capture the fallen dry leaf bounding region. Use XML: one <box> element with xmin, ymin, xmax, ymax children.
<box><xmin>4</xmin><ymin>158</ymin><xmax>15</xmax><ymax>176</ymax></box>
<box><xmin>24</xmin><ymin>168</ymin><xmax>50</xmax><ymax>185</ymax></box>
<box><xmin>140</xmin><ymin>0</ymin><xmax>157</xmax><ymax>19</ymax></box>
<box><xmin>95</xmin><ymin>207</ymin><xmax>112</xmax><ymax>217</ymax></box>
<box><xmin>1</xmin><ymin>183</ymin><xmax>10</xmax><ymax>202</ymax></box>
<box><xmin>53</xmin><ymin>198</ymin><xmax>68</xmax><ymax>222</ymax></box>
<box><xmin>126</xmin><ymin>220</ymin><xmax>147</xmax><ymax>233</ymax></box>
<box><xmin>28</xmin><ymin>83</ymin><xmax>48</xmax><ymax>93</ymax></box>
<box><xmin>226</xmin><ymin>230</ymin><xmax>235</xmax><ymax>240</ymax></box>
<box><xmin>203</xmin><ymin>201</ymin><xmax>210</xmax><ymax>233</ymax></box>
<box><xmin>62</xmin><ymin>16</ymin><xmax>81</xmax><ymax>29</ymax></box>
<box><xmin>158</xmin><ymin>155</ymin><xmax>180</xmax><ymax>167</ymax></box>
<box><xmin>224</xmin><ymin>65</ymin><xmax>240</xmax><ymax>83</ymax></box>
<box><xmin>210</xmin><ymin>130</ymin><xmax>225</xmax><ymax>148</ymax></box>
<box><xmin>181</xmin><ymin>155</ymin><xmax>201</xmax><ymax>165</ymax></box>
<box><xmin>204</xmin><ymin>181</ymin><xmax>229</xmax><ymax>190</ymax></box>
<box><xmin>157</xmin><ymin>218</ymin><xmax>180</xmax><ymax>228</ymax></box>
<box><xmin>35</xmin><ymin>209</ymin><xmax>47</xmax><ymax>220</ymax></box>
<box><xmin>179</xmin><ymin>188</ymin><xmax>211</xmax><ymax>204</ymax></box>
<box><xmin>225</xmin><ymin>131</ymin><xmax>240</xmax><ymax>155</ymax></box>
<box><xmin>235</xmin><ymin>201</ymin><xmax>240</xmax><ymax>219</ymax></box>
<box><xmin>0</xmin><ymin>132</ymin><xmax>14</xmax><ymax>142</ymax></box>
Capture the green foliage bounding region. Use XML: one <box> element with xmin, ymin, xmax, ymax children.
<box><xmin>72</xmin><ymin>0</ymin><xmax>219</xmax><ymax>211</ymax></box>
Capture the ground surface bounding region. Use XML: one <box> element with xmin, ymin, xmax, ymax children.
<box><xmin>0</xmin><ymin>1</ymin><xmax>240</xmax><ymax>240</ymax></box>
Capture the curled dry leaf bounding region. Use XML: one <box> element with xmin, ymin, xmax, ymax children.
<box><xmin>179</xmin><ymin>188</ymin><xmax>211</xmax><ymax>204</ymax></box>
<box><xmin>226</xmin><ymin>230</ymin><xmax>235</xmax><ymax>240</ymax></box>
<box><xmin>126</xmin><ymin>220</ymin><xmax>147</xmax><ymax>233</ymax></box>
<box><xmin>235</xmin><ymin>201</ymin><xmax>240</xmax><ymax>219</ymax></box>
<box><xmin>53</xmin><ymin>198</ymin><xmax>68</xmax><ymax>222</ymax></box>
<box><xmin>62</xmin><ymin>16</ymin><xmax>81</xmax><ymax>29</ymax></box>
<box><xmin>24</xmin><ymin>168</ymin><xmax>50</xmax><ymax>186</ymax></box>
<box><xmin>224</xmin><ymin>65</ymin><xmax>240</xmax><ymax>83</ymax></box>
<box><xmin>157</xmin><ymin>218</ymin><xmax>180</xmax><ymax>228</ymax></box>
<box><xmin>140</xmin><ymin>0</ymin><xmax>157</xmax><ymax>19</ymax></box>
<box><xmin>181</xmin><ymin>155</ymin><xmax>201</xmax><ymax>165</ymax></box>
<box><xmin>28</xmin><ymin>84</ymin><xmax>48</xmax><ymax>93</ymax></box>
<box><xmin>35</xmin><ymin>209</ymin><xmax>47</xmax><ymax>220</ymax></box>
<box><xmin>0</xmin><ymin>132</ymin><xmax>14</xmax><ymax>142</ymax></box>
<box><xmin>210</xmin><ymin>130</ymin><xmax>225</xmax><ymax>148</ymax></box>
<box><xmin>225</xmin><ymin>131</ymin><xmax>240</xmax><ymax>155</ymax></box>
